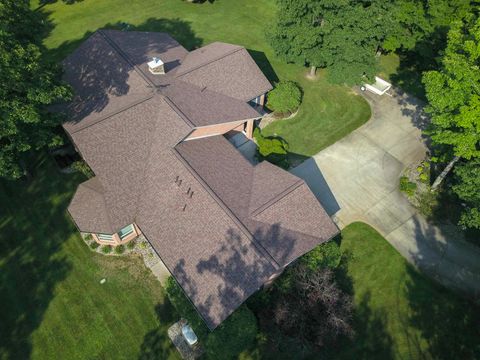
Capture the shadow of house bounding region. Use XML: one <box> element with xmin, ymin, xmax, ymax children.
<box><xmin>247</xmin><ymin>49</ymin><xmax>279</xmax><ymax>84</ymax></box>
<box><xmin>289</xmin><ymin>158</ymin><xmax>340</xmax><ymax>216</ymax></box>
<box><xmin>0</xmin><ymin>154</ymin><xmax>75</xmax><ymax>359</ymax></box>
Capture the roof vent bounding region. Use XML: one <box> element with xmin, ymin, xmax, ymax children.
<box><xmin>148</xmin><ymin>57</ymin><xmax>165</xmax><ymax>75</ymax></box>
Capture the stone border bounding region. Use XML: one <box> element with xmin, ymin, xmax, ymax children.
<box><xmin>258</xmin><ymin>109</ymin><xmax>299</xmax><ymax>129</ymax></box>
<box><xmin>81</xmin><ymin>233</ymin><xmax>161</xmax><ymax>266</ymax></box>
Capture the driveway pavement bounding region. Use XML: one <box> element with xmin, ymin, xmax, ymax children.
<box><xmin>291</xmin><ymin>88</ymin><xmax>480</xmax><ymax>299</ymax></box>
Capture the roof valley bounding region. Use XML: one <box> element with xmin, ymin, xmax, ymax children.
<box><xmin>172</xmin><ymin>146</ymin><xmax>281</xmax><ymax>269</ymax></box>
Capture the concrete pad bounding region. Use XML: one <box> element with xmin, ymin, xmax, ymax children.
<box><xmin>389</xmin><ymin>134</ymin><xmax>427</xmax><ymax>167</ymax></box>
<box><xmin>150</xmin><ymin>261</ymin><xmax>171</xmax><ymax>286</ymax></box>
<box><xmin>365</xmin><ymin>192</ymin><xmax>416</xmax><ymax>234</ymax></box>
<box><xmin>292</xmin><ymin>87</ymin><xmax>480</xmax><ymax>298</ymax></box>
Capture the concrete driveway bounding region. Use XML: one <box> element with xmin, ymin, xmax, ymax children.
<box><xmin>291</xmin><ymin>88</ymin><xmax>480</xmax><ymax>299</ymax></box>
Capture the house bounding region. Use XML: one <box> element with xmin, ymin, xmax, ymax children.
<box><xmin>63</xmin><ymin>30</ymin><xmax>339</xmax><ymax>330</ymax></box>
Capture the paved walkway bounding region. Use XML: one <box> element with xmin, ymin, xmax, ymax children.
<box><xmin>291</xmin><ymin>88</ymin><xmax>480</xmax><ymax>299</ymax></box>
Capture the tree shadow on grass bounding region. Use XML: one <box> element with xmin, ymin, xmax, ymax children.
<box><xmin>332</xmin><ymin>243</ymin><xmax>394</xmax><ymax>360</ymax></box>
<box><xmin>47</xmin><ymin>17</ymin><xmax>203</xmax><ymax>63</ymax></box>
<box><xmin>404</xmin><ymin>266</ymin><xmax>480</xmax><ymax>360</ymax></box>
<box><xmin>0</xmin><ymin>154</ymin><xmax>80</xmax><ymax>359</ymax></box>
<box><xmin>389</xmin><ymin>26</ymin><xmax>449</xmax><ymax>101</ymax></box>
<box><xmin>138</xmin><ymin>300</ymin><xmax>181</xmax><ymax>360</ymax></box>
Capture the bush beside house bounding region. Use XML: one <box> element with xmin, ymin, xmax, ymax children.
<box><xmin>267</xmin><ymin>81</ymin><xmax>302</xmax><ymax>115</ymax></box>
<box><xmin>253</xmin><ymin>128</ymin><xmax>289</xmax><ymax>169</ymax></box>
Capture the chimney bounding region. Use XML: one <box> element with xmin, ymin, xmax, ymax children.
<box><xmin>147</xmin><ymin>57</ymin><xmax>165</xmax><ymax>75</ymax></box>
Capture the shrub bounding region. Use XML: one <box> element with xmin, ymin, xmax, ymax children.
<box><xmin>101</xmin><ymin>245</ymin><xmax>112</xmax><ymax>254</ymax></box>
<box><xmin>139</xmin><ymin>241</ymin><xmax>148</xmax><ymax>249</ymax></box>
<box><xmin>399</xmin><ymin>176</ymin><xmax>417</xmax><ymax>197</ymax></box>
<box><xmin>126</xmin><ymin>240</ymin><xmax>136</xmax><ymax>250</ymax></box>
<box><xmin>419</xmin><ymin>172</ymin><xmax>429</xmax><ymax>183</ymax></box>
<box><xmin>84</xmin><ymin>234</ymin><xmax>93</xmax><ymax>241</ymax></box>
<box><xmin>417</xmin><ymin>190</ymin><xmax>438</xmax><ymax>219</ymax></box>
<box><xmin>300</xmin><ymin>241</ymin><xmax>341</xmax><ymax>270</ymax></box>
<box><xmin>254</xmin><ymin>128</ymin><xmax>289</xmax><ymax>169</ymax></box>
<box><xmin>89</xmin><ymin>241</ymin><xmax>100</xmax><ymax>250</ymax></box>
<box><xmin>267</xmin><ymin>81</ymin><xmax>302</xmax><ymax>114</ymax></box>
<box><xmin>114</xmin><ymin>245</ymin><xmax>125</xmax><ymax>254</ymax></box>
<box><xmin>72</xmin><ymin>160</ymin><xmax>94</xmax><ymax>178</ymax></box>
<box><xmin>206</xmin><ymin>305</ymin><xmax>257</xmax><ymax>360</ymax></box>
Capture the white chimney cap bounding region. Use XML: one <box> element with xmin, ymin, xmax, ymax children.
<box><xmin>148</xmin><ymin>57</ymin><xmax>164</xmax><ymax>66</ymax></box>
<box><xmin>148</xmin><ymin>57</ymin><xmax>165</xmax><ymax>75</ymax></box>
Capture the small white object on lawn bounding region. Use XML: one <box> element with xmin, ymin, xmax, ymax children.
<box><xmin>100</xmin><ymin>278</ymin><xmax>106</xmax><ymax>284</ymax></box>
<box><xmin>362</xmin><ymin>76</ymin><xmax>392</xmax><ymax>96</ymax></box>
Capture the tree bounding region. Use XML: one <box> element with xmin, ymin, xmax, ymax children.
<box><xmin>267</xmin><ymin>0</ymin><xmax>327</xmax><ymax>77</ymax></box>
<box><xmin>423</xmin><ymin>15</ymin><xmax>480</xmax><ymax>161</ymax></box>
<box><xmin>381</xmin><ymin>0</ymin><xmax>430</xmax><ymax>52</ymax></box>
<box><xmin>423</xmin><ymin>15</ymin><xmax>480</xmax><ymax>228</ymax></box>
<box><xmin>452</xmin><ymin>159</ymin><xmax>480</xmax><ymax>229</ymax></box>
<box><xmin>268</xmin><ymin>0</ymin><xmax>429</xmax><ymax>84</ymax></box>
<box><xmin>267</xmin><ymin>80</ymin><xmax>302</xmax><ymax>114</ymax></box>
<box><xmin>273</xmin><ymin>265</ymin><xmax>353</xmax><ymax>347</ymax></box>
<box><xmin>0</xmin><ymin>1</ymin><xmax>71</xmax><ymax>179</ymax></box>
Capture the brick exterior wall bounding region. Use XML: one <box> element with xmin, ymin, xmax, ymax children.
<box><xmin>185</xmin><ymin>118</ymin><xmax>255</xmax><ymax>140</ymax></box>
<box><xmin>91</xmin><ymin>223</ymin><xmax>142</xmax><ymax>246</ymax></box>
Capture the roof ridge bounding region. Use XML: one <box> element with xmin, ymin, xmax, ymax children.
<box><xmin>80</xmin><ymin>177</ymin><xmax>104</xmax><ymax>194</ymax></box>
<box><xmin>98</xmin><ymin>30</ymin><xmax>155</xmax><ymax>88</ymax></box>
<box><xmin>162</xmin><ymin>94</ymin><xmax>196</xmax><ymax>128</ymax></box>
<box><xmin>74</xmin><ymin>177</ymin><xmax>115</xmax><ymax>233</ymax></box>
<box><xmin>250</xmin><ymin>179</ymin><xmax>305</xmax><ymax>217</ymax></box>
<box><xmin>172</xmin><ymin>146</ymin><xmax>281</xmax><ymax>269</ymax></box>
<box><xmin>67</xmin><ymin>94</ymin><xmax>155</xmax><ymax>134</ymax></box>
<box><xmin>175</xmin><ymin>45</ymin><xmax>244</xmax><ymax>77</ymax></box>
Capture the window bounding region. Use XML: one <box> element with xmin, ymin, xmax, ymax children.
<box><xmin>118</xmin><ymin>224</ymin><xmax>134</xmax><ymax>239</ymax></box>
<box><xmin>97</xmin><ymin>233</ymin><xmax>114</xmax><ymax>241</ymax></box>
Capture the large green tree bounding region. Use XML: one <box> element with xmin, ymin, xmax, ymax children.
<box><xmin>423</xmin><ymin>14</ymin><xmax>480</xmax><ymax>229</ymax></box>
<box><xmin>0</xmin><ymin>1</ymin><xmax>70</xmax><ymax>179</ymax></box>
<box><xmin>423</xmin><ymin>16</ymin><xmax>480</xmax><ymax>161</ymax></box>
<box><xmin>268</xmin><ymin>0</ymin><xmax>431</xmax><ymax>84</ymax></box>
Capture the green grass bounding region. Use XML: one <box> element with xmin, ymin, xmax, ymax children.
<box><xmin>33</xmin><ymin>0</ymin><xmax>370</xmax><ymax>160</ymax></box>
<box><xmin>0</xmin><ymin>154</ymin><xmax>180</xmax><ymax>360</ymax></box>
<box><xmin>262</xmin><ymin>71</ymin><xmax>371</xmax><ymax>157</ymax></box>
<box><xmin>336</xmin><ymin>222</ymin><xmax>480</xmax><ymax>360</ymax></box>
<box><xmin>377</xmin><ymin>53</ymin><xmax>400</xmax><ymax>82</ymax></box>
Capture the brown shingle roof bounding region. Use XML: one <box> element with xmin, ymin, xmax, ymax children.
<box><xmin>175</xmin><ymin>136</ymin><xmax>339</xmax><ymax>267</ymax></box>
<box><xmin>176</xmin><ymin>47</ymin><xmax>273</xmax><ymax>101</ymax></box>
<box><xmin>162</xmin><ymin>80</ymin><xmax>261</xmax><ymax>127</ymax></box>
<box><xmin>64</xmin><ymin>30</ymin><xmax>337</xmax><ymax>330</ymax></box>
<box><xmin>61</xmin><ymin>31</ymin><xmax>154</xmax><ymax>134</ymax></box>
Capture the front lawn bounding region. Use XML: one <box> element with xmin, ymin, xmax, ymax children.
<box><xmin>337</xmin><ymin>223</ymin><xmax>480</xmax><ymax>360</ymax></box>
<box><xmin>262</xmin><ymin>72</ymin><xmax>371</xmax><ymax>157</ymax></box>
<box><xmin>33</xmin><ymin>0</ymin><xmax>371</xmax><ymax>160</ymax></box>
<box><xmin>247</xmin><ymin>222</ymin><xmax>480</xmax><ymax>360</ymax></box>
<box><xmin>0</xmin><ymin>154</ymin><xmax>180</xmax><ymax>360</ymax></box>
